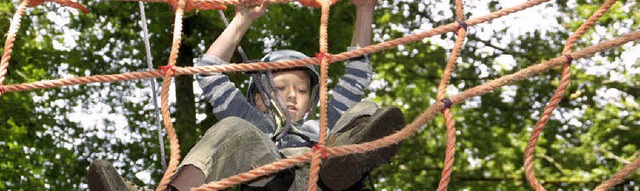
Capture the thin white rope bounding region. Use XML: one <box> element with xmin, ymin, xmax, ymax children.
<box><xmin>139</xmin><ymin>1</ymin><xmax>167</xmax><ymax>170</ymax></box>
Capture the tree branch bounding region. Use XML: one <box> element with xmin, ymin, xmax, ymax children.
<box><xmin>469</xmin><ymin>37</ymin><xmax>539</xmax><ymax>63</ymax></box>
<box><xmin>541</xmin><ymin>153</ymin><xmax>567</xmax><ymax>175</ymax></box>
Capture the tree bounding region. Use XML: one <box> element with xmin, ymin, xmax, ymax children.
<box><xmin>0</xmin><ymin>0</ymin><xmax>638</xmax><ymax>190</ymax></box>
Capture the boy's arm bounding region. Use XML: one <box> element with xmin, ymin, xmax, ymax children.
<box><xmin>350</xmin><ymin>0</ymin><xmax>375</xmax><ymax>47</ymax></box>
<box><xmin>206</xmin><ymin>2</ymin><xmax>268</xmax><ymax>62</ymax></box>
<box><xmin>327</xmin><ymin>0</ymin><xmax>376</xmax><ymax>129</ymax></box>
<box><xmin>197</xmin><ymin>3</ymin><xmax>276</xmax><ymax>135</ymax></box>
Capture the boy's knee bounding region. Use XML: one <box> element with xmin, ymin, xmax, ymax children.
<box><xmin>348</xmin><ymin>101</ymin><xmax>379</xmax><ymax>114</ymax></box>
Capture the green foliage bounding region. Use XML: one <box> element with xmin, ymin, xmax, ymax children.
<box><xmin>0</xmin><ymin>0</ymin><xmax>638</xmax><ymax>190</ymax></box>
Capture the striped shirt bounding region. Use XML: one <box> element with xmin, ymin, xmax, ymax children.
<box><xmin>196</xmin><ymin>47</ymin><xmax>372</xmax><ymax>149</ymax></box>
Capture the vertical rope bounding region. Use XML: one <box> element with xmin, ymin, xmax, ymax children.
<box><xmin>307</xmin><ymin>0</ymin><xmax>330</xmax><ymax>190</ymax></box>
<box><xmin>0</xmin><ymin>0</ymin><xmax>31</xmax><ymax>96</ymax></box>
<box><xmin>523</xmin><ymin>1</ymin><xmax>616</xmax><ymax>190</ymax></box>
<box><xmin>138</xmin><ymin>1</ymin><xmax>168</xmax><ymax>171</ymax></box>
<box><xmin>523</xmin><ymin>59</ymin><xmax>570</xmax><ymax>191</ymax></box>
<box><xmin>155</xmin><ymin>0</ymin><xmax>185</xmax><ymax>190</ymax></box>
<box><xmin>434</xmin><ymin>0</ymin><xmax>465</xmax><ymax>190</ymax></box>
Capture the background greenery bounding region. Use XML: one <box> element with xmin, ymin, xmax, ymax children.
<box><xmin>0</xmin><ymin>0</ymin><xmax>638</xmax><ymax>190</ymax></box>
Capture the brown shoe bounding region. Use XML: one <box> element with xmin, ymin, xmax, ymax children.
<box><xmin>320</xmin><ymin>106</ymin><xmax>405</xmax><ymax>190</ymax></box>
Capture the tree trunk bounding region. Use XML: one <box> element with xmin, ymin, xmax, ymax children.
<box><xmin>175</xmin><ymin>16</ymin><xmax>197</xmax><ymax>156</ymax></box>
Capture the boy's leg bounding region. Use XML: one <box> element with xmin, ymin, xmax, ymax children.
<box><xmin>173</xmin><ymin>116</ymin><xmax>289</xmax><ymax>190</ymax></box>
<box><xmin>87</xmin><ymin>117</ymin><xmax>288</xmax><ymax>191</ymax></box>
<box><xmin>320</xmin><ymin>101</ymin><xmax>406</xmax><ymax>191</ymax></box>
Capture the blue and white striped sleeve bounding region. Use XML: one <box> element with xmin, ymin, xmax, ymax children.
<box><xmin>195</xmin><ymin>54</ymin><xmax>276</xmax><ymax>135</ymax></box>
<box><xmin>327</xmin><ymin>47</ymin><xmax>373</xmax><ymax>129</ymax></box>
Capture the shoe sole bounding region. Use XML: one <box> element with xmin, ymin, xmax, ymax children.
<box><xmin>88</xmin><ymin>160</ymin><xmax>130</xmax><ymax>191</ymax></box>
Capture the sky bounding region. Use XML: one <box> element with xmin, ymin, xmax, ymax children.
<box><xmin>10</xmin><ymin>0</ymin><xmax>640</xmax><ymax>188</ymax></box>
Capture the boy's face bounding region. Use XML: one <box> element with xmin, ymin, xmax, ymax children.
<box><xmin>254</xmin><ymin>70</ymin><xmax>311</xmax><ymax>121</ymax></box>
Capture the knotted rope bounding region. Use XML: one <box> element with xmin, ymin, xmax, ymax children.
<box><xmin>3</xmin><ymin>0</ymin><xmax>640</xmax><ymax>190</ymax></box>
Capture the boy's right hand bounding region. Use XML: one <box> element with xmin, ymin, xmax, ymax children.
<box><xmin>235</xmin><ymin>0</ymin><xmax>269</xmax><ymax>22</ymax></box>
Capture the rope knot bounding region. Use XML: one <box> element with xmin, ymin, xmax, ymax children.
<box><xmin>159</xmin><ymin>65</ymin><xmax>177</xmax><ymax>76</ymax></box>
<box><xmin>455</xmin><ymin>20</ymin><xmax>468</xmax><ymax>35</ymax></box>
<box><xmin>441</xmin><ymin>98</ymin><xmax>452</xmax><ymax>112</ymax></box>
<box><xmin>564</xmin><ymin>54</ymin><xmax>574</xmax><ymax>64</ymax></box>
<box><xmin>313</xmin><ymin>144</ymin><xmax>328</xmax><ymax>159</ymax></box>
<box><xmin>315</xmin><ymin>52</ymin><xmax>332</xmax><ymax>63</ymax></box>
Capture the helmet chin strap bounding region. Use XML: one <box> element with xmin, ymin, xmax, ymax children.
<box><xmin>265</xmin><ymin>71</ymin><xmax>294</xmax><ymax>141</ymax></box>
<box><xmin>256</xmin><ymin>71</ymin><xmax>315</xmax><ymax>144</ymax></box>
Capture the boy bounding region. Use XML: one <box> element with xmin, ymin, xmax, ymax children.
<box><xmin>88</xmin><ymin>0</ymin><xmax>405</xmax><ymax>190</ymax></box>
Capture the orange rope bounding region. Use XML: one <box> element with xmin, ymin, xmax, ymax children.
<box><xmin>117</xmin><ymin>0</ymin><xmax>296</xmax><ymax>8</ymax></box>
<box><xmin>28</xmin><ymin>0</ymin><xmax>90</xmax><ymax>13</ymax></box>
<box><xmin>307</xmin><ymin>0</ymin><xmax>331</xmax><ymax>190</ymax></box>
<box><xmin>191</xmin><ymin>32</ymin><xmax>640</xmax><ymax>191</ymax></box>
<box><xmin>594</xmin><ymin>156</ymin><xmax>640</xmax><ymax>191</ymax></box>
<box><xmin>155</xmin><ymin>0</ymin><xmax>185</xmax><ymax>190</ymax></box>
<box><xmin>0</xmin><ymin>0</ymin><xmax>30</xmax><ymax>97</ymax></box>
<box><xmin>523</xmin><ymin>59</ymin><xmax>571</xmax><ymax>191</ymax></box>
<box><xmin>523</xmin><ymin>1</ymin><xmax>617</xmax><ymax>190</ymax></box>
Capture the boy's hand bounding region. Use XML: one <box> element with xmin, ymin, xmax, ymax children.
<box><xmin>351</xmin><ymin>0</ymin><xmax>376</xmax><ymax>10</ymax></box>
<box><xmin>298</xmin><ymin>0</ymin><xmax>338</xmax><ymax>8</ymax></box>
<box><xmin>235</xmin><ymin>0</ymin><xmax>269</xmax><ymax>21</ymax></box>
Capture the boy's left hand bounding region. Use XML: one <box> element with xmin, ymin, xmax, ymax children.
<box><xmin>351</xmin><ymin>0</ymin><xmax>376</xmax><ymax>9</ymax></box>
<box><xmin>235</xmin><ymin>0</ymin><xmax>269</xmax><ymax>21</ymax></box>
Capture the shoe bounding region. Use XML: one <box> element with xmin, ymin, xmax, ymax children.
<box><xmin>88</xmin><ymin>160</ymin><xmax>151</xmax><ymax>191</ymax></box>
<box><xmin>320</xmin><ymin>106</ymin><xmax>405</xmax><ymax>190</ymax></box>
<box><xmin>241</xmin><ymin>168</ymin><xmax>295</xmax><ymax>191</ymax></box>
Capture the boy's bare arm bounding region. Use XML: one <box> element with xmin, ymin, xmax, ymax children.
<box><xmin>350</xmin><ymin>0</ymin><xmax>376</xmax><ymax>47</ymax></box>
<box><xmin>206</xmin><ymin>1</ymin><xmax>269</xmax><ymax>62</ymax></box>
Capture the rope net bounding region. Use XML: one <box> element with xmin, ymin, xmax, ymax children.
<box><xmin>1</xmin><ymin>0</ymin><xmax>639</xmax><ymax>190</ymax></box>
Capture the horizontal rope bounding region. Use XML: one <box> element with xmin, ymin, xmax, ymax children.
<box><xmin>116</xmin><ymin>0</ymin><xmax>296</xmax><ymax>6</ymax></box>
<box><xmin>3</xmin><ymin>0</ymin><xmax>553</xmax><ymax>94</ymax></box>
